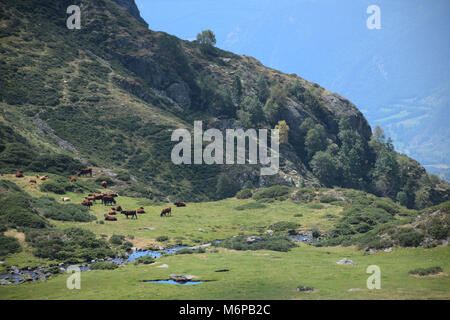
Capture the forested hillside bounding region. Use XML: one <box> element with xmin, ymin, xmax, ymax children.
<box><xmin>0</xmin><ymin>0</ymin><xmax>448</xmax><ymax>208</ymax></box>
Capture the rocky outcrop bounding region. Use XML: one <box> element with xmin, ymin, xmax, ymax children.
<box><xmin>111</xmin><ymin>0</ymin><xmax>148</xmax><ymax>27</ymax></box>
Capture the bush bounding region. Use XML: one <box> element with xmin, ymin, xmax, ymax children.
<box><xmin>219</xmin><ymin>235</ymin><xmax>296</xmax><ymax>252</ymax></box>
<box><xmin>295</xmin><ymin>188</ymin><xmax>316</xmax><ymax>202</ymax></box>
<box><xmin>156</xmin><ymin>236</ymin><xmax>169</xmax><ymax>242</ymax></box>
<box><xmin>39</xmin><ymin>181</ymin><xmax>68</xmax><ymax>194</ymax></box>
<box><xmin>236</xmin><ymin>189</ymin><xmax>252</xmax><ymax>199</ymax></box>
<box><xmin>270</xmin><ymin>221</ymin><xmax>300</xmax><ymax>232</ymax></box>
<box><xmin>296</xmin><ymin>285</ymin><xmax>314</xmax><ymax>292</ymax></box>
<box><xmin>90</xmin><ymin>262</ymin><xmax>119</xmax><ymax>270</ymax></box>
<box><xmin>373</xmin><ymin>199</ymin><xmax>399</xmax><ymax>215</ymax></box>
<box><xmin>253</xmin><ymin>186</ymin><xmax>291</xmax><ymax>201</ymax></box>
<box><xmin>396</xmin><ymin>228</ymin><xmax>424</xmax><ymax>247</ymax></box>
<box><xmin>409</xmin><ymin>266</ymin><xmax>442</xmax><ymax>276</ymax></box>
<box><xmin>26</xmin><ymin>227</ymin><xmax>113</xmax><ymax>263</ymax></box>
<box><xmin>33</xmin><ymin>197</ymin><xmax>96</xmax><ymax>222</ymax></box>
<box><xmin>0</xmin><ymin>234</ymin><xmax>21</xmax><ymax>256</ymax></box>
<box><xmin>235</xmin><ymin>202</ymin><xmax>267</xmax><ymax>211</ymax></box>
<box><xmin>306</xmin><ymin>203</ymin><xmax>324</xmax><ymax>210</ymax></box>
<box><xmin>109</xmin><ymin>234</ymin><xmax>125</xmax><ymax>245</ymax></box>
<box><xmin>134</xmin><ymin>255</ymin><xmax>155</xmax><ymax>265</ymax></box>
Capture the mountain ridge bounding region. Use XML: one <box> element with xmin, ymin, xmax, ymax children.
<box><xmin>0</xmin><ymin>0</ymin><xmax>448</xmax><ymax>208</ymax></box>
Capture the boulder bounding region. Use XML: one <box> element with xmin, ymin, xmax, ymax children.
<box><xmin>157</xmin><ymin>264</ymin><xmax>169</xmax><ymax>268</ymax></box>
<box><xmin>336</xmin><ymin>258</ymin><xmax>356</xmax><ymax>265</ymax></box>
<box><xmin>170</xmin><ymin>274</ymin><xmax>197</xmax><ymax>282</ymax></box>
<box><xmin>0</xmin><ymin>279</ymin><xmax>11</xmax><ymax>285</ymax></box>
<box><xmin>246</xmin><ymin>236</ymin><xmax>261</xmax><ymax>243</ymax></box>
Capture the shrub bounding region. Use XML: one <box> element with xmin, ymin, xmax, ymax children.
<box><xmin>236</xmin><ymin>189</ymin><xmax>252</xmax><ymax>199</ymax></box>
<box><xmin>409</xmin><ymin>266</ymin><xmax>442</xmax><ymax>276</ymax></box>
<box><xmin>0</xmin><ymin>234</ymin><xmax>21</xmax><ymax>256</ymax></box>
<box><xmin>33</xmin><ymin>197</ymin><xmax>96</xmax><ymax>222</ymax></box>
<box><xmin>306</xmin><ymin>203</ymin><xmax>324</xmax><ymax>210</ymax></box>
<box><xmin>235</xmin><ymin>202</ymin><xmax>267</xmax><ymax>211</ymax></box>
<box><xmin>109</xmin><ymin>234</ymin><xmax>125</xmax><ymax>245</ymax></box>
<box><xmin>253</xmin><ymin>186</ymin><xmax>291</xmax><ymax>201</ymax></box>
<box><xmin>219</xmin><ymin>235</ymin><xmax>295</xmax><ymax>252</ymax></box>
<box><xmin>373</xmin><ymin>199</ymin><xmax>399</xmax><ymax>215</ymax></box>
<box><xmin>296</xmin><ymin>285</ymin><xmax>314</xmax><ymax>292</ymax></box>
<box><xmin>270</xmin><ymin>221</ymin><xmax>300</xmax><ymax>232</ymax></box>
<box><xmin>295</xmin><ymin>188</ymin><xmax>316</xmax><ymax>202</ymax></box>
<box><xmin>396</xmin><ymin>228</ymin><xmax>424</xmax><ymax>247</ymax></box>
<box><xmin>134</xmin><ymin>255</ymin><xmax>155</xmax><ymax>265</ymax></box>
<box><xmin>90</xmin><ymin>262</ymin><xmax>119</xmax><ymax>270</ymax></box>
<box><xmin>311</xmin><ymin>229</ymin><xmax>321</xmax><ymax>238</ymax></box>
<box><xmin>39</xmin><ymin>181</ymin><xmax>68</xmax><ymax>194</ymax></box>
<box><xmin>156</xmin><ymin>236</ymin><xmax>169</xmax><ymax>242</ymax></box>
<box><xmin>0</xmin><ymin>190</ymin><xmax>47</xmax><ymax>229</ymax></box>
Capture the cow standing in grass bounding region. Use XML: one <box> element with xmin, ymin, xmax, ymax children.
<box><xmin>121</xmin><ymin>210</ymin><xmax>137</xmax><ymax>219</ymax></box>
<box><xmin>160</xmin><ymin>207</ymin><xmax>171</xmax><ymax>217</ymax></box>
<box><xmin>78</xmin><ymin>168</ymin><xmax>92</xmax><ymax>177</ymax></box>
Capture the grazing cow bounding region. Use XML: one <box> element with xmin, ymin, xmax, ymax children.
<box><xmin>78</xmin><ymin>168</ymin><xmax>93</xmax><ymax>177</ymax></box>
<box><xmin>105</xmin><ymin>193</ymin><xmax>118</xmax><ymax>198</ymax></box>
<box><xmin>104</xmin><ymin>214</ymin><xmax>117</xmax><ymax>221</ymax></box>
<box><xmin>121</xmin><ymin>210</ymin><xmax>137</xmax><ymax>219</ymax></box>
<box><xmin>70</xmin><ymin>176</ymin><xmax>77</xmax><ymax>182</ymax></box>
<box><xmin>160</xmin><ymin>207</ymin><xmax>171</xmax><ymax>217</ymax></box>
<box><xmin>101</xmin><ymin>180</ymin><xmax>107</xmax><ymax>188</ymax></box>
<box><xmin>174</xmin><ymin>202</ymin><xmax>186</xmax><ymax>207</ymax></box>
<box><xmin>15</xmin><ymin>171</ymin><xmax>24</xmax><ymax>178</ymax></box>
<box><xmin>85</xmin><ymin>195</ymin><xmax>97</xmax><ymax>202</ymax></box>
<box><xmin>114</xmin><ymin>206</ymin><xmax>122</xmax><ymax>212</ymax></box>
<box><xmin>60</xmin><ymin>197</ymin><xmax>71</xmax><ymax>202</ymax></box>
<box><xmin>137</xmin><ymin>207</ymin><xmax>145</xmax><ymax>214</ymax></box>
<box><xmin>29</xmin><ymin>179</ymin><xmax>37</xmax><ymax>184</ymax></box>
<box><xmin>102</xmin><ymin>196</ymin><xmax>116</xmax><ymax>206</ymax></box>
<box><xmin>108</xmin><ymin>208</ymin><xmax>117</xmax><ymax>215</ymax></box>
<box><xmin>80</xmin><ymin>200</ymin><xmax>93</xmax><ymax>209</ymax></box>
<box><xmin>40</xmin><ymin>175</ymin><xmax>49</xmax><ymax>181</ymax></box>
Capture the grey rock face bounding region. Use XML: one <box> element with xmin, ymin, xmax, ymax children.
<box><xmin>166</xmin><ymin>82</ymin><xmax>191</xmax><ymax>107</ymax></box>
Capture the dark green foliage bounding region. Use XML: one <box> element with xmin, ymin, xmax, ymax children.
<box><xmin>270</xmin><ymin>221</ymin><xmax>300</xmax><ymax>232</ymax></box>
<box><xmin>156</xmin><ymin>236</ymin><xmax>169</xmax><ymax>242</ymax></box>
<box><xmin>253</xmin><ymin>186</ymin><xmax>291</xmax><ymax>201</ymax></box>
<box><xmin>216</xmin><ymin>173</ymin><xmax>239</xmax><ymax>200</ymax></box>
<box><xmin>33</xmin><ymin>197</ymin><xmax>96</xmax><ymax>222</ymax></box>
<box><xmin>236</xmin><ymin>189</ymin><xmax>253</xmax><ymax>199</ymax></box>
<box><xmin>175</xmin><ymin>248</ymin><xmax>206</xmax><ymax>255</ymax></box>
<box><xmin>294</xmin><ymin>188</ymin><xmax>316</xmax><ymax>202</ymax></box>
<box><xmin>134</xmin><ymin>255</ymin><xmax>155</xmax><ymax>264</ymax></box>
<box><xmin>109</xmin><ymin>234</ymin><xmax>126</xmax><ymax>245</ymax></box>
<box><xmin>0</xmin><ymin>183</ymin><xmax>47</xmax><ymax>229</ymax></box>
<box><xmin>234</xmin><ymin>202</ymin><xmax>267</xmax><ymax>211</ymax></box>
<box><xmin>0</xmin><ymin>234</ymin><xmax>21</xmax><ymax>256</ymax></box>
<box><xmin>409</xmin><ymin>266</ymin><xmax>442</xmax><ymax>276</ymax></box>
<box><xmin>219</xmin><ymin>235</ymin><xmax>296</xmax><ymax>252</ymax></box>
<box><xmin>26</xmin><ymin>227</ymin><xmax>113</xmax><ymax>263</ymax></box>
<box><xmin>39</xmin><ymin>176</ymin><xmax>96</xmax><ymax>195</ymax></box>
<box><xmin>90</xmin><ymin>262</ymin><xmax>119</xmax><ymax>270</ymax></box>
<box><xmin>395</xmin><ymin>228</ymin><xmax>424</xmax><ymax>247</ymax></box>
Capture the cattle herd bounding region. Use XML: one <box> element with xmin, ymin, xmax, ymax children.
<box><xmin>14</xmin><ymin>168</ymin><xmax>187</xmax><ymax>222</ymax></box>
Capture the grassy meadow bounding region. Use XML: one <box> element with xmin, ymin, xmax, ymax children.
<box><xmin>0</xmin><ymin>174</ymin><xmax>449</xmax><ymax>300</ymax></box>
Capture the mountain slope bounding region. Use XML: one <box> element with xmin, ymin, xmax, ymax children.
<box><xmin>0</xmin><ymin>0</ymin><xmax>448</xmax><ymax>207</ymax></box>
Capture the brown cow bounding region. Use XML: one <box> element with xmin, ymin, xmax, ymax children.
<box><xmin>15</xmin><ymin>171</ymin><xmax>24</xmax><ymax>178</ymax></box>
<box><xmin>102</xmin><ymin>196</ymin><xmax>116</xmax><ymax>206</ymax></box>
<box><xmin>174</xmin><ymin>202</ymin><xmax>186</xmax><ymax>207</ymax></box>
<box><xmin>29</xmin><ymin>179</ymin><xmax>37</xmax><ymax>184</ymax></box>
<box><xmin>137</xmin><ymin>207</ymin><xmax>145</xmax><ymax>214</ymax></box>
<box><xmin>108</xmin><ymin>208</ymin><xmax>117</xmax><ymax>215</ymax></box>
<box><xmin>121</xmin><ymin>210</ymin><xmax>137</xmax><ymax>219</ymax></box>
<box><xmin>101</xmin><ymin>181</ymin><xmax>107</xmax><ymax>188</ymax></box>
<box><xmin>40</xmin><ymin>175</ymin><xmax>48</xmax><ymax>181</ymax></box>
<box><xmin>104</xmin><ymin>214</ymin><xmax>117</xmax><ymax>221</ymax></box>
<box><xmin>114</xmin><ymin>206</ymin><xmax>122</xmax><ymax>212</ymax></box>
<box><xmin>78</xmin><ymin>168</ymin><xmax>93</xmax><ymax>177</ymax></box>
<box><xmin>70</xmin><ymin>176</ymin><xmax>77</xmax><ymax>182</ymax></box>
<box><xmin>160</xmin><ymin>207</ymin><xmax>171</xmax><ymax>217</ymax></box>
<box><xmin>80</xmin><ymin>200</ymin><xmax>93</xmax><ymax>209</ymax></box>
